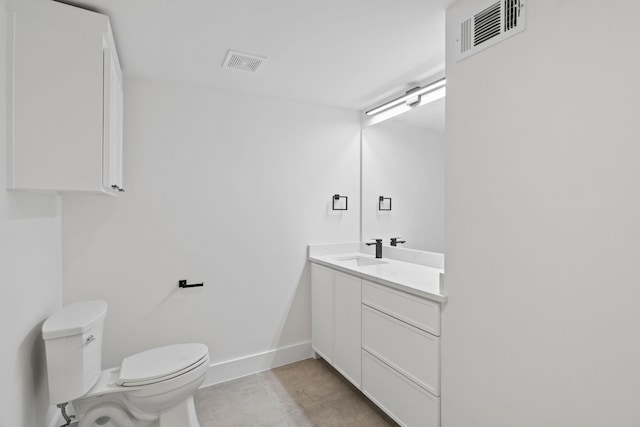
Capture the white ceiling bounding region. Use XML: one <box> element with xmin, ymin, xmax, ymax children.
<box><xmin>64</xmin><ymin>0</ymin><xmax>445</xmax><ymax>111</ymax></box>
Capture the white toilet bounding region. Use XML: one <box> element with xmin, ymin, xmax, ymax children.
<box><xmin>42</xmin><ymin>300</ymin><xmax>209</xmax><ymax>427</ymax></box>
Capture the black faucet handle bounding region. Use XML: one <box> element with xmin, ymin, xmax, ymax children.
<box><xmin>366</xmin><ymin>239</ymin><xmax>383</xmax><ymax>245</ymax></box>
<box><xmin>390</xmin><ymin>237</ymin><xmax>406</xmax><ymax>246</ymax></box>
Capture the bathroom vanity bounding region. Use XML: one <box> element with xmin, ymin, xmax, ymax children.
<box><xmin>309</xmin><ymin>243</ymin><xmax>446</xmax><ymax>427</ymax></box>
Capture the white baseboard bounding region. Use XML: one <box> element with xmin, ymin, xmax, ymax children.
<box><xmin>200</xmin><ymin>341</ymin><xmax>313</xmax><ymax>388</ymax></box>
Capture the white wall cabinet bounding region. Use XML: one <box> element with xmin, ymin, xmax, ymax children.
<box><xmin>6</xmin><ymin>0</ymin><xmax>124</xmax><ymax>194</ymax></box>
<box><xmin>311</xmin><ymin>264</ymin><xmax>442</xmax><ymax>427</ymax></box>
<box><xmin>311</xmin><ymin>264</ymin><xmax>362</xmax><ymax>388</ymax></box>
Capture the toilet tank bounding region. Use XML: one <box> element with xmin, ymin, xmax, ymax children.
<box><xmin>42</xmin><ymin>300</ymin><xmax>108</xmax><ymax>404</ymax></box>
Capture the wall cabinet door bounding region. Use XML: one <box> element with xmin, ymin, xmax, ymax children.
<box><xmin>311</xmin><ymin>264</ymin><xmax>333</xmax><ymax>363</ymax></box>
<box><xmin>103</xmin><ymin>47</ymin><xmax>124</xmax><ymax>192</ymax></box>
<box><xmin>333</xmin><ymin>271</ymin><xmax>362</xmax><ymax>388</ymax></box>
<box><xmin>6</xmin><ymin>0</ymin><xmax>123</xmax><ymax>195</ymax></box>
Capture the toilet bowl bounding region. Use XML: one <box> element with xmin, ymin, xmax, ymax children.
<box><xmin>42</xmin><ymin>301</ymin><xmax>209</xmax><ymax>427</ymax></box>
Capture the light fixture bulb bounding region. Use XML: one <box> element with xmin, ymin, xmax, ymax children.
<box><xmin>365</xmin><ymin>78</ymin><xmax>446</xmax><ymax>116</ymax></box>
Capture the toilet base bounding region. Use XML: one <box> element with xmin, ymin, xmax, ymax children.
<box><xmin>76</xmin><ymin>401</ymin><xmax>147</xmax><ymax>427</ymax></box>
<box><xmin>71</xmin><ymin>351</ymin><xmax>208</xmax><ymax>427</ymax></box>
<box><xmin>74</xmin><ymin>396</ymin><xmax>201</xmax><ymax>427</ymax></box>
<box><xmin>158</xmin><ymin>397</ymin><xmax>200</xmax><ymax>427</ymax></box>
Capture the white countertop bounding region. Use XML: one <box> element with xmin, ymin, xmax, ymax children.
<box><xmin>309</xmin><ymin>250</ymin><xmax>447</xmax><ymax>303</ymax></box>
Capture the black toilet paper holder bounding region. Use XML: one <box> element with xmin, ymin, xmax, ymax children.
<box><xmin>178</xmin><ymin>280</ymin><xmax>204</xmax><ymax>288</ymax></box>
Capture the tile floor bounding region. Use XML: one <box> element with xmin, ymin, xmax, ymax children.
<box><xmin>194</xmin><ymin>358</ymin><xmax>399</xmax><ymax>427</ymax></box>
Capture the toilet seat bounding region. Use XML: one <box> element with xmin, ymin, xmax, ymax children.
<box><xmin>117</xmin><ymin>343</ymin><xmax>209</xmax><ymax>387</ymax></box>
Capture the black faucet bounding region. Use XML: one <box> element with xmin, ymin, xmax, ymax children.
<box><xmin>390</xmin><ymin>237</ymin><xmax>406</xmax><ymax>247</ymax></box>
<box><xmin>366</xmin><ymin>239</ymin><xmax>383</xmax><ymax>258</ymax></box>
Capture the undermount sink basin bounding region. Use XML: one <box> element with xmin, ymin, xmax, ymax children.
<box><xmin>333</xmin><ymin>255</ymin><xmax>388</xmax><ymax>267</ymax></box>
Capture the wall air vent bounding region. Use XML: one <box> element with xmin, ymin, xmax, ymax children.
<box><xmin>222</xmin><ymin>50</ymin><xmax>268</xmax><ymax>73</ymax></box>
<box><xmin>454</xmin><ymin>0</ymin><xmax>526</xmax><ymax>62</ymax></box>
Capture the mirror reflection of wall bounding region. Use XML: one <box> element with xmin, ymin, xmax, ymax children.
<box><xmin>361</xmin><ymin>98</ymin><xmax>445</xmax><ymax>253</ymax></box>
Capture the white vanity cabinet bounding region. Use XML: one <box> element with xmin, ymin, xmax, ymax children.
<box><xmin>333</xmin><ymin>272</ymin><xmax>362</xmax><ymax>388</ymax></box>
<box><xmin>311</xmin><ymin>264</ymin><xmax>334</xmax><ymax>363</ymax></box>
<box><xmin>6</xmin><ymin>0</ymin><xmax>124</xmax><ymax>194</ymax></box>
<box><xmin>310</xmin><ymin>260</ymin><xmax>443</xmax><ymax>427</ymax></box>
<box><xmin>361</xmin><ymin>280</ymin><xmax>441</xmax><ymax>427</ymax></box>
<box><xmin>311</xmin><ymin>264</ymin><xmax>362</xmax><ymax>388</ymax></box>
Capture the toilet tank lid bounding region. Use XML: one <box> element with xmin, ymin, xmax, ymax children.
<box><xmin>42</xmin><ymin>300</ymin><xmax>108</xmax><ymax>340</ymax></box>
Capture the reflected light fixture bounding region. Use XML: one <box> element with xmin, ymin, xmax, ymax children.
<box><xmin>365</xmin><ymin>77</ymin><xmax>446</xmax><ymax>120</ymax></box>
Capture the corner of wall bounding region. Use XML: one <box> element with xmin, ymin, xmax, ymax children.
<box><xmin>0</xmin><ymin>2</ymin><xmax>63</xmax><ymax>425</ymax></box>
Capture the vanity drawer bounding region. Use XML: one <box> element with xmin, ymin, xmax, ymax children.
<box><xmin>362</xmin><ymin>350</ymin><xmax>440</xmax><ymax>427</ymax></box>
<box><xmin>362</xmin><ymin>280</ymin><xmax>440</xmax><ymax>336</ymax></box>
<box><xmin>362</xmin><ymin>305</ymin><xmax>440</xmax><ymax>395</ymax></box>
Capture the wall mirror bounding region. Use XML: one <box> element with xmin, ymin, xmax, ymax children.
<box><xmin>361</xmin><ymin>97</ymin><xmax>445</xmax><ymax>253</ymax></box>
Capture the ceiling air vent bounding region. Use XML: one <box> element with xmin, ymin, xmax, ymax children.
<box><xmin>454</xmin><ymin>0</ymin><xmax>526</xmax><ymax>62</ymax></box>
<box><xmin>222</xmin><ymin>50</ymin><xmax>268</xmax><ymax>73</ymax></box>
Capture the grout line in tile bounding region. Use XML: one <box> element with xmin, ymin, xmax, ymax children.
<box><xmin>257</xmin><ymin>370</ymin><xmax>293</xmax><ymax>427</ymax></box>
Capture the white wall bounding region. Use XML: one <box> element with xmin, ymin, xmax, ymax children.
<box><xmin>0</xmin><ymin>1</ymin><xmax>63</xmax><ymax>426</ymax></box>
<box><xmin>362</xmin><ymin>119</ymin><xmax>444</xmax><ymax>252</ymax></box>
<box><xmin>443</xmin><ymin>1</ymin><xmax>640</xmax><ymax>426</ymax></box>
<box><xmin>62</xmin><ymin>79</ymin><xmax>361</xmax><ymax>372</ymax></box>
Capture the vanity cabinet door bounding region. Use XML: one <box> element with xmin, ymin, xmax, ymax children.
<box><xmin>362</xmin><ymin>350</ymin><xmax>440</xmax><ymax>427</ymax></box>
<box><xmin>362</xmin><ymin>280</ymin><xmax>440</xmax><ymax>336</ymax></box>
<box><xmin>311</xmin><ymin>264</ymin><xmax>333</xmax><ymax>363</ymax></box>
<box><xmin>333</xmin><ymin>271</ymin><xmax>361</xmax><ymax>388</ymax></box>
<box><xmin>362</xmin><ymin>305</ymin><xmax>440</xmax><ymax>395</ymax></box>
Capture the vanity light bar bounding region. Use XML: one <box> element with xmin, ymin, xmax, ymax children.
<box><xmin>365</xmin><ymin>77</ymin><xmax>446</xmax><ymax>116</ymax></box>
